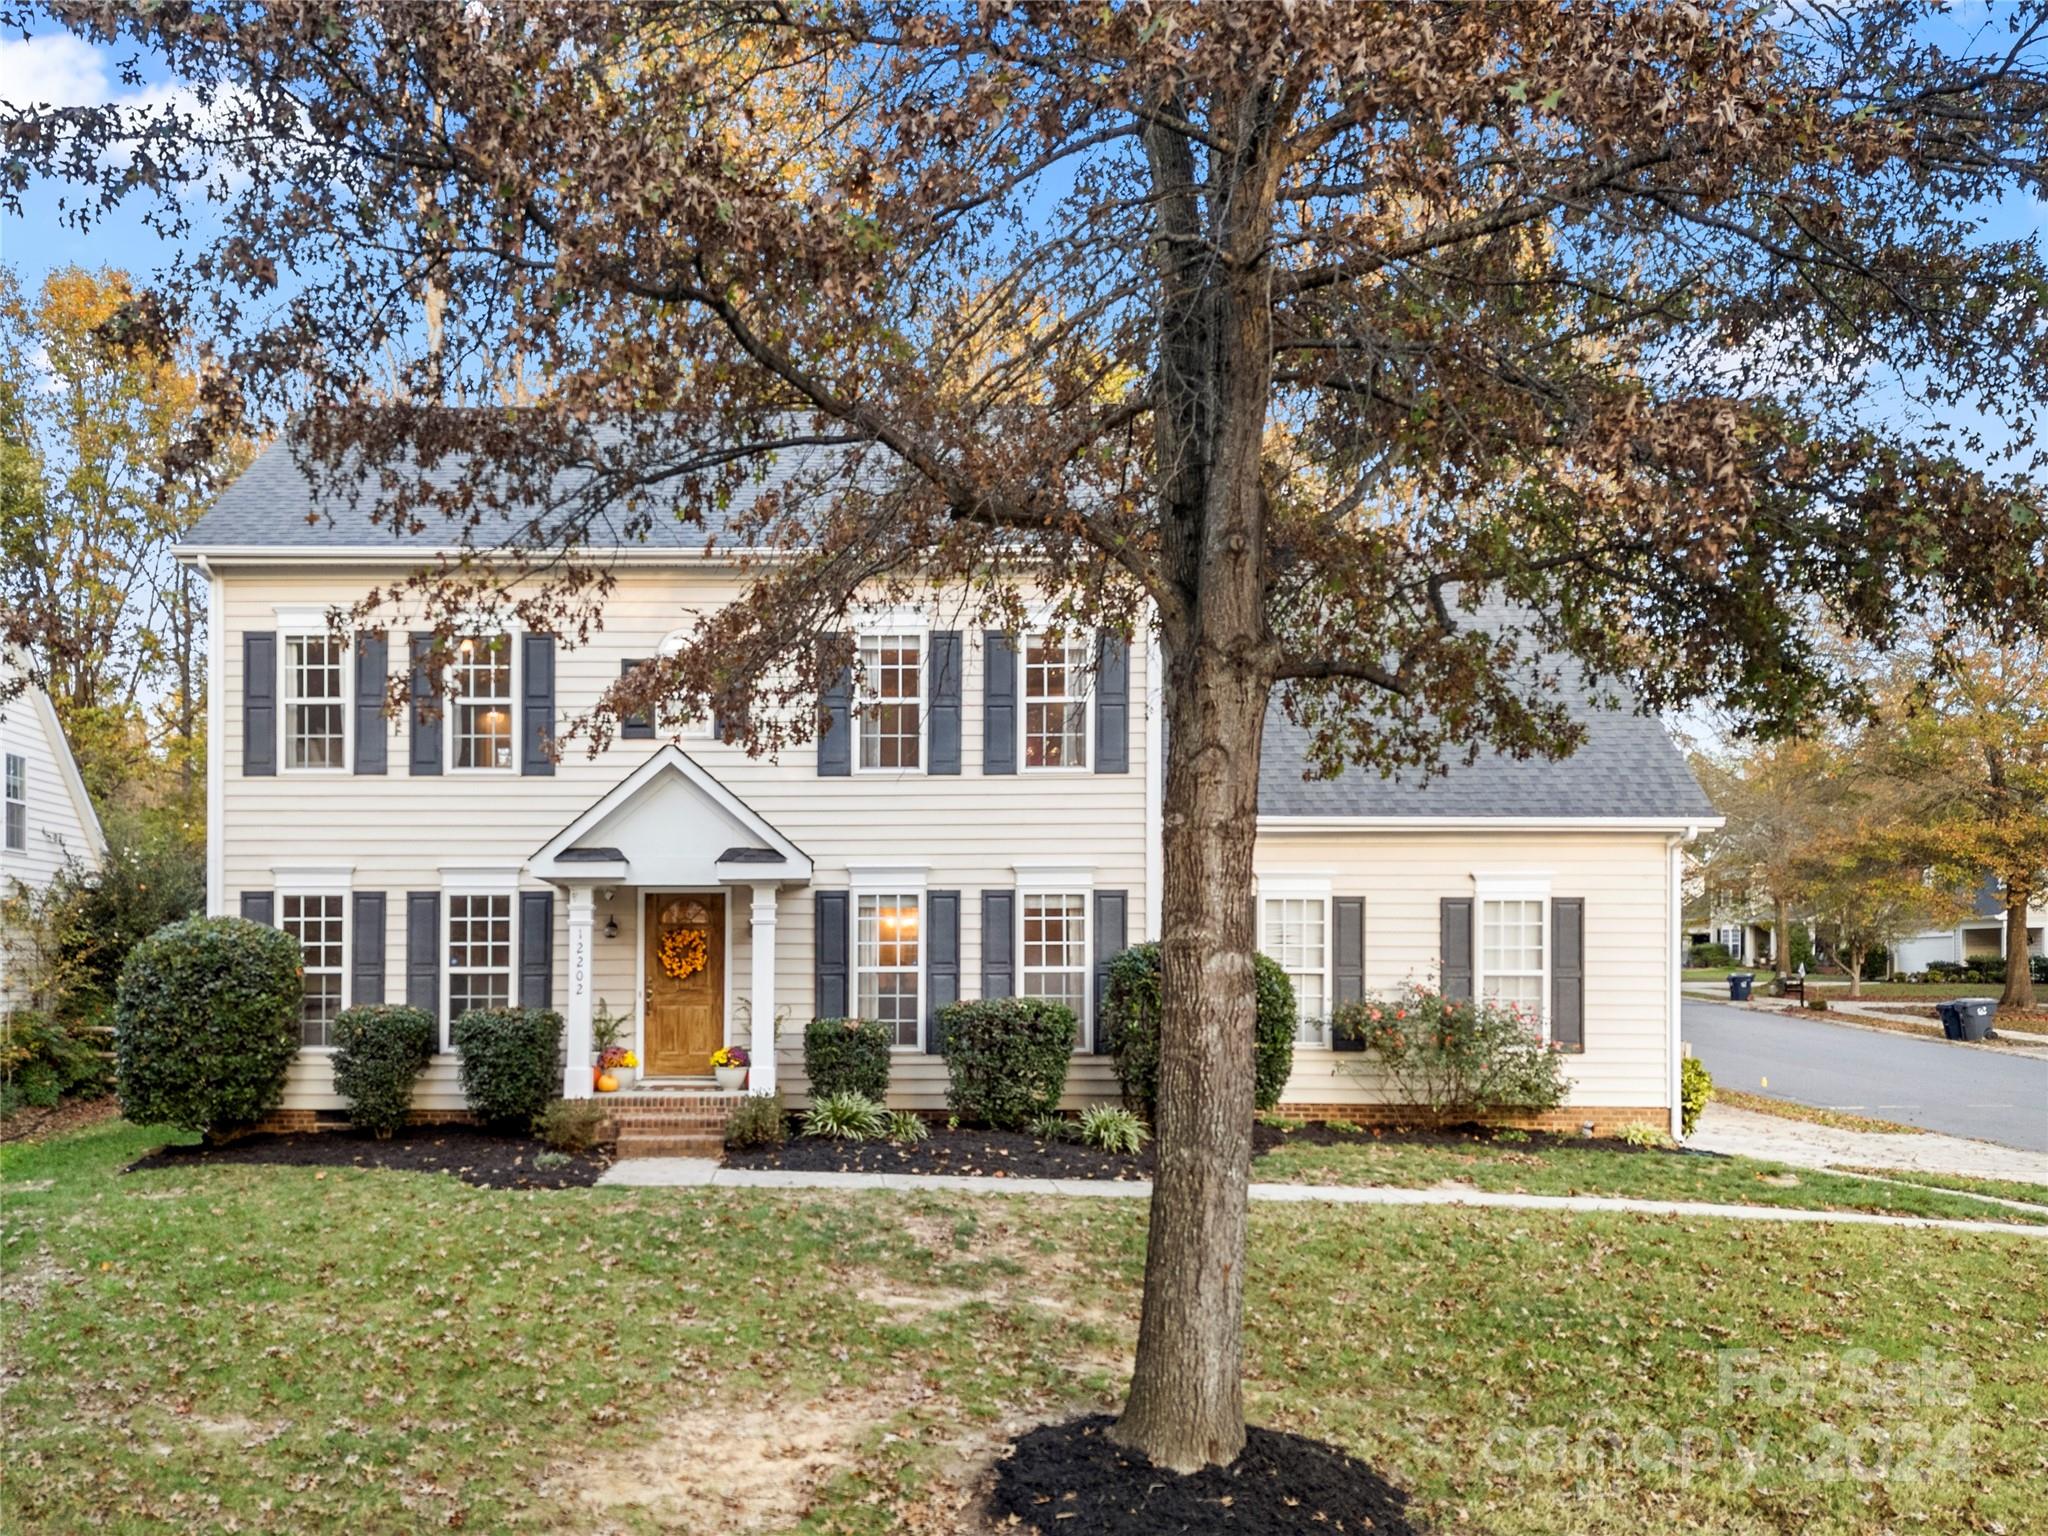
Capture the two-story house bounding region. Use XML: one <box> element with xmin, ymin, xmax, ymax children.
<box><xmin>179</xmin><ymin>438</ymin><xmax>1717</xmax><ymax>1141</ymax></box>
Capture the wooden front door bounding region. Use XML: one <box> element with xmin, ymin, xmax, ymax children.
<box><xmin>644</xmin><ymin>893</ymin><xmax>725</xmax><ymax>1077</ymax></box>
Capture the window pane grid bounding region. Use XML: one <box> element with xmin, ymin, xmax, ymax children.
<box><xmin>448</xmin><ymin>893</ymin><xmax>513</xmax><ymax>1024</ymax></box>
<box><xmin>285</xmin><ymin>635</ymin><xmax>347</xmax><ymax>770</ymax></box>
<box><xmin>1022</xmin><ymin>635</ymin><xmax>1089</xmax><ymax>769</ymax></box>
<box><xmin>1480</xmin><ymin>899</ymin><xmax>1545</xmax><ymax>1018</ymax></box>
<box><xmin>4</xmin><ymin>753</ymin><xmax>22</xmax><ymax>852</ymax></box>
<box><xmin>1020</xmin><ymin>893</ymin><xmax>1088</xmax><ymax>1039</ymax></box>
<box><xmin>282</xmin><ymin>893</ymin><xmax>345</xmax><ymax>1048</ymax></box>
<box><xmin>1263</xmin><ymin>897</ymin><xmax>1328</xmax><ymax>1043</ymax></box>
<box><xmin>857</xmin><ymin>634</ymin><xmax>922</xmax><ymax>770</ymax></box>
<box><xmin>856</xmin><ymin>893</ymin><xmax>922</xmax><ymax>1048</ymax></box>
<box><xmin>452</xmin><ymin>635</ymin><xmax>515</xmax><ymax>770</ymax></box>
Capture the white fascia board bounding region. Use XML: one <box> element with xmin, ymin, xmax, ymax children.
<box><xmin>1258</xmin><ymin>815</ymin><xmax>1724</xmax><ymax>835</ymax></box>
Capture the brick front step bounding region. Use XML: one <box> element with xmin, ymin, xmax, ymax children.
<box><xmin>614</xmin><ymin>1133</ymin><xmax>725</xmax><ymax>1159</ymax></box>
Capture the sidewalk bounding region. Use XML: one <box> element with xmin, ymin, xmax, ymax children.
<box><xmin>1687</xmin><ymin>1103</ymin><xmax>2048</xmax><ymax>1183</ymax></box>
<box><xmin>597</xmin><ymin>1157</ymin><xmax>2048</xmax><ymax>1238</ymax></box>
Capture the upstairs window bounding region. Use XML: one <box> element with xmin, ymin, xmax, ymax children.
<box><xmin>281</xmin><ymin>893</ymin><xmax>345</xmax><ymax>1047</ymax></box>
<box><xmin>4</xmin><ymin>752</ymin><xmax>23</xmax><ymax>852</ymax></box>
<box><xmin>857</xmin><ymin>633</ymin><xmax>922</xmax><ymax>771</ymax></box>
<box><xmin>284</xmin><ymin>634</ymin><xmax>348</xmax><ymax>770</ymax></box>
<box><xmin>1022</xmin><ymin>633</ymin><xmax>1089</xmax><ymax>770</ymax></box>
<box><xmin>451</xmin><ymin>635</ymin><xmax>515</xmax><ymax>771</ymax></box>
<box><xmin>856</xmin><ymin>892</ymin><xmax>922</xmax><ymax>1048</ymax></box>
<box><xmin>1020</xmin><ymin>892</ymin><xmax>1089</xmax><ymax>1039</ymax></box>
<box><xmin>447</xmin><ymin>892</ymin><xmax>514</xmax><ymax>1023</ymax></box>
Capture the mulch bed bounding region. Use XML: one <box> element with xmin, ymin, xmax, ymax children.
<box><xmin>0</xmin><ymin>1095</ymin><xmax>121</xmax><ymax>1146</ymax></box>
<box><xmin>988</xmin><ymin>1414</ymin><xmax>1419</xmax><ymax>1535</ymax></box>
<box><xmin>128</xmin><ymin>1125</ymin><xmax>611</xmax><ymax>1190</ymax></box>
<box><xmin>726</xmin><ymin>1126</ymin><xmax>1155</xmax><ymax>1180</ymax></box>
<box><xmin>1251</xmin><ymin>1118</ymin><xmax>1653</xmax><ymax>1156</ymax></box>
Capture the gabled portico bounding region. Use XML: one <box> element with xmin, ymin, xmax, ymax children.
<box><xmin>531</xmin><ymin>746</ymin><xmax>813</xmax><ymax>1099</ymax></box>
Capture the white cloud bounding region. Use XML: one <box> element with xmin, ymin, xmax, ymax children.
<box><xmin>0</xmin><ymin>33</ymin><xmax>112</xmax><ymax>108</ymax></box>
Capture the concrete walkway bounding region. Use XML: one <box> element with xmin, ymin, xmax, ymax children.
<box><xmin>597</xmin><ymin>1158</ymin><xmax>2048</xmax><ymax>1238</ymax></box>
<box><xmin>1688</xmin><ymin>1103</ymin><xmax>2048</xmax><ymax>1183</ymax></box>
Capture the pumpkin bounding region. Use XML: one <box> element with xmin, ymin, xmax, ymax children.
<box><xmin>596</xmin><ymin>1072</ymin><xmax>620</xmax><ymax>1093</ymax></box>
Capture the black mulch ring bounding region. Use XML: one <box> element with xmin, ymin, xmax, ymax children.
<box><xmin>989</xmin><ymin>1414</ymin><xmax>1420</xmax><ymax>1536</ymax></box>
<box><xmin>127</xmin><ymin>1126</ymin><xmax>611</xmax><ymax>1190</ymax></box>
<box><xmin>725</xmin><ymin>1127</ymin><xmax>1154</xmax><ymax>1180</ymax></box>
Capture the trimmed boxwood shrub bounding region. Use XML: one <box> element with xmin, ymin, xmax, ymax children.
<box><xmin>938</xmin><ymin>997</ymin><xmax>1076</xmax><ymax>1128</ymax></box>
<box><xmin>1102</xmin><ymin>942</ymin><xmax>1296</xmax><ymax>1117</ymax></box>
<box><xmin>451</xmin><ymin>1008</ymin><xmax>563</xmax><ymax>1127</ymax></box>
<box><xmin>803</xmin><ymin>1016</ymin><xmax>890</xmax><ymax>1101</ymax></box>
<box><xmin>331</xmin><ymin>1005</ymin><xmax>436</xmax><ymax>1138</ymax></box>
<box><xmin>114</xmin><ymin>916</ymin><xmax>302</xmax><ymax>1135</ymax></box>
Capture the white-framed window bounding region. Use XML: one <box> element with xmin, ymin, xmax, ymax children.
<box><xmin>1020</xmin><ymin>891</ymin><xmax>1090</xmax><ymax>1039</ymax></box>
<box><xmin>447</xmin><ymin>891</ymin><xmax>514</xmax><ymax>1028</ymax></box>
<box><xmin>856</xmin><ymin>632</ymin><xmax>923</xmax><ymax>771</ymax></box>
<box><xmin>449</xmin><ymin>634</ymin><xmax>516</xmax><ymax>771</ymax></box>
<box><xmin>855</xmin><ymin>891</ymin><xmax>923</xmax><ymax>1049</ymax></box>
<box><xmin>281</xmin><ymin>892</ymin><xmax>347</xmax><ymax>1047</ymax></box>
<box><xmin>1021</xmin><ymin>632</ymin><xmax>1091</xmax><ymax>770</ymax></box>
<box><xmin>283</xmin><ymin>633</ymin><xmax>350</xmax><ymax>771</ymax></box>
<box><xmin>3</xmin><ymin>752</ymin><xmax>24</xmax><ymax>852</ymax></box>
<box><xmin>1477</xmin><ymin>891</ymin><xmax>1548</xmax><ymax>1027</ymax></box>
<box><xmin>1262</xmin><ymin>895</ymin><xmax>1330</xmax><ymax>1045</ymax></box>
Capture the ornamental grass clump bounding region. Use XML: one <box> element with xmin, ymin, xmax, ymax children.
<box><xmin>885</xmin><ymin>1110</ymin><xmax>929</xmax><ymax>1144</ymax></box>
<box><xmin>803</xmin><ymin>1091</ymin><xmax>886</xmax><ymax>1141</ymax></box>
<box><xmin>1077</xmin><ymin>1104</ymin><xmax>1149</xmax><ymax>1155</ymax></box>
<box><xmin>331</xmin><ymin>1004</ymin><xmax>436</xmax><ymax>1138</ymax></box>
<box><xmin>1332</xmin><ymin>986</ymin><xmax>1567</xmax><ymax>1128</ymax></box>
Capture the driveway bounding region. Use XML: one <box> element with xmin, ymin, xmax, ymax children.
<box><xmin>1682</xmin><ymin>1000</ymin><xmax>2048</xmax><ymax>1153</ymax></box>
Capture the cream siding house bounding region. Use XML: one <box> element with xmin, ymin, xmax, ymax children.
<box><xmin>0</xmin><ymin>659</ymin><xmax>109</xmax><ymax>1010</ymax></box>
<box><xmin>181</xmin><ymin>440</ymin><xmax>1716</xmax><ymax>1142</ymax></box>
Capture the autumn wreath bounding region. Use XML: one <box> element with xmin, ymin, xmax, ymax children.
<box><xmin>658</xmin><ymin>927</ymin><xmax>709</xmax><ymax>982</ymax></box>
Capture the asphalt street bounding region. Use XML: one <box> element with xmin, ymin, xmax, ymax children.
<box><xmin>1681</xmin><ymin>1000</ymin><xmax>2048</xmax><ymax>1153</ymax></box>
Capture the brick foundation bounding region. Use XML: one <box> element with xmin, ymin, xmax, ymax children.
<box><xmin>242</xmin><ymin>1107</ymin><xmax>477</xmax><ymax>1136</ymax></box>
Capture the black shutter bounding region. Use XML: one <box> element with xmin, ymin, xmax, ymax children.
<box><xmin>1441</xmin><ymin>897</ymin><xmax>1474</xmax><ymax>1001</ymax></box>
<box><xmin>239</xmin><ymin>890</ymin><xmax>274</xmax><ymax>926</ymax></box>
<box><xmin>1551</xmin><ymin>897</ymin><xmax>1585</xmax><ymax>1053</ymax></box>
<box><xmin>352</xmin><ymin>891</ymin><xmax>386</xmax><ymax>1006</ymax></box>
<box><xmin>1092</xmin><ymin>889</ymin><xmax>1128</xmax><ymax>1053</ymax></box>
<box><xmin>408</xmin><ymin>635</ymin><xmax>442</xmax><ymax>776</ymax></box>
<box><xmin>406</xmin><ymin>891</ymin><xmax>440</xmax><ymax>1023</ymax></box>
<box><xmin>817</xmin><ymin>634</ymin><xmax>852</xmax><ymax>776</ymax></box>
<box><xmin>982</xmin><ymin>632</ymin><xmax>1017</xmax><ymax>774</ymax></box>
<box><xmin>814</xmin><ymin>890</ymin><xmax>850</xmax><ymax>1016</ymax></box>
<box><xmin>928</xmin><ymin>631</ymin><xmax>962</xmax><ymax>775</ymax></box>
<box><xmin>521</xmin><ymin>634</ymin><xmax>555</xmax><ymax>776</ymax></box>
<box><xmin>926</xmin><ymin>889</ymin><xmax>960</xmax><ymax>1052</ymax></box>
<box><xmin>1332</xmin><ymin>897</ymin><xmax>1366</xmax><ymax>1050</ymax></box>
<box><xmin>243</xmin><ymin>632</ymin><xmax>277</xmax><ymax>776</ymax></box>
<box><xmin>981</xmin><ymin>890</ymin><xmax>1015</xmax><ymax>998</ymax></box>
<box><xmin>519</xmin><ymin>889</ymin><xmax>555</xmax><ymax>1008</ymax></box>
<box><xmin>619</xmin><ymin>659</ymin><xmax>656</xmax><ymax>739</ymax></box>
<box><xmin>1094</xmin><ymin>633</ymin><xmax>1130</xmax><ymax>774</ymax></box>
<box><xmin>353</xmin><ymin>631</ymin><xmax>388</xmax><ymax>775</ymax></box>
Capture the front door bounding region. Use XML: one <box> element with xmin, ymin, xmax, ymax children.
<box><xmin>644</xmin><ymin>892</ymin><xmax>725</xmax><ymax>1077</ymax></box>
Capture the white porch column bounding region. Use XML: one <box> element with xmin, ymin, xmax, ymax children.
<box><xmin>564</xmin><ymin>883</ymin><xmax>596</xmax><ymax>1099</ymax></box>
<box><xmin>749</xmin><ymin>882</ymin><xmax>779</xmax><ymax>1096</ymax></box>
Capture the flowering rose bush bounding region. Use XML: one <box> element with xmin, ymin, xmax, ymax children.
<box><xmin>1330</xmin><ymin>985</ymin><xmax>1567</xmax><ymax>1126</ymax></box>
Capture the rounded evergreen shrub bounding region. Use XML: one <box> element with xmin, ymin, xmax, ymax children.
<box><xmin>1102</xmin><ymin>942</ymin><xmax>1297</xmax><ymax>1117</ymax></box>
<box><xmin>114</xmin><ymin>916</ymin><xmax>302</xmax><ymax>1135</ymax></box>
<box><xmin>451</xmin><ymin>1008</ymin><xmax>563</xmax><ymax>1127</ymax></box>
<box><xmin>938</xmin><ymin>997</ymin><xmax>1076</xmax><ymax>1128</ymax></box>
<box><xmin>330</xmin><ymin>1005</ymin><xmax>436</xmax><ymax>1138</ymax></box>
<box><xmin>803</xmin><ymin>1015</ymin><xmax>891</xmax><ymax>1100</ymax></box>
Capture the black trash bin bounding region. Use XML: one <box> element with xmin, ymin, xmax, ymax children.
<box><xmin>1935</xmin><ymin>1001</ymin><xmax>1964</xmax><ymax>1039</ymax></box>
<box><xmin>1955</xmin><ymin>997</ymin><xmax>1998</xmax><ymax>1041</ymax></box>
<box><xmin>1728</xmin><ymin>973</ymin><xmax>1755</xmax><ymax>1002</ymax></box>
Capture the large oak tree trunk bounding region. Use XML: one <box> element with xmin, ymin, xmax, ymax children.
<box><xmin>2002</xmin><ymin>882</ymin><xmax>2035</xmax><ymax>1009</ymax></box>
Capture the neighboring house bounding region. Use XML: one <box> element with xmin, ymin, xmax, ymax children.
<box><xmin>1683</xmin><ymin>901</ymin><xmax>1775</xmax><ymax>966</ymax></box>
<box><xmin>1892</xmin><ymin>877</ymin><xmax>2046</xmax><ymax>974</ymax></box>
<box><xmin>0</xmin><ymin>659</ymin><xmax>109</xmax><ymax>1010</ymax></box>
<box><xmin>177</xmin><ymin>438</ymin><xmax>1718</xmax><ymax>1140</ymax></box>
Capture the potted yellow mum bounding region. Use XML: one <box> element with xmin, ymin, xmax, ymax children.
<box><xmin>710</xmin><ymin>1045</ymin><xmax>749</xmax><ymax>1092</ymax></box>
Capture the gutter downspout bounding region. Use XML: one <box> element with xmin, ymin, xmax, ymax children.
<box><xmin>1669</xmin><ymin>828</ymin><xmax>1695</xmax><ymax>1141</ymax></box>
<box><xmin>200</xmin><ymin>555</ymin><xmax>225</xmax><ymax>917</ymax></box>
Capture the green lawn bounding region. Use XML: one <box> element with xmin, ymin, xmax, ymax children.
<box><xmin>4</xmin><ymin>1121</ymin><xmax>2044</xmax><ymax>1535</ymax></box>
<box><xmin>1683</xmin><ymin>967</ymin><xmax>1779</xmax><ymax>983</ymax></box>
<box><xmin>1252</xmin><ymin>1127</ymin><xmax>2047</xmax><ymax>1223</ymax></box>
<box><xmin>1835</xmin><ymin>1165</ymin><xmax>2048</xmax><ymax>1211</ymax></box>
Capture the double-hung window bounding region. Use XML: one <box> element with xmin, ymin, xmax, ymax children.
<box><xmin>855</xmin><ymin>891</ymin><xmax>922</xmax><ymax>1048</ymax></box>
<box><xmin>857</xmin><ymin>633</ymin><xmax>922</xmax><ymax>771</ymax></box>
<box><xmin>281</xmin><ymin>893</ymin><xmax>346</xmax><ymax>1047</ymax></box>
<box><xmin>1477</xmin><ymin>891</ymin><xmax>1547</xmax><ymax>1026</ymax></box>
<box><xmin>4</xmin><ymin>752</ymin><xmax>25</xmax><ymax>852</ymax></box>
<box><xmin>1262</xmin><ymin>895</ymin><xmax>1330</xmax><ymax>1045</ymax></box>
<box><xmin>451</xmin><ymin>635</ymin><xmax>515</xmax><ymax>771</ymax></box>
<box><xmin>448</xmin><ymin>892</ymin><xmax>514</xmax><ymax>1022</ymax></box>
<box><xmin>284</xmin><ymin>634</ymin><xmax>349</xmax><ymax>770</ymax></box>
<box><xmin>1020</xmin><ymin>892</ymin><xmax>1089</xmax><ymax>1038</ymax></box>
<box><xmin>1021</xmin><ymin>633</ymin><xmax>1090</xmax><ymax>770</ymax></box>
